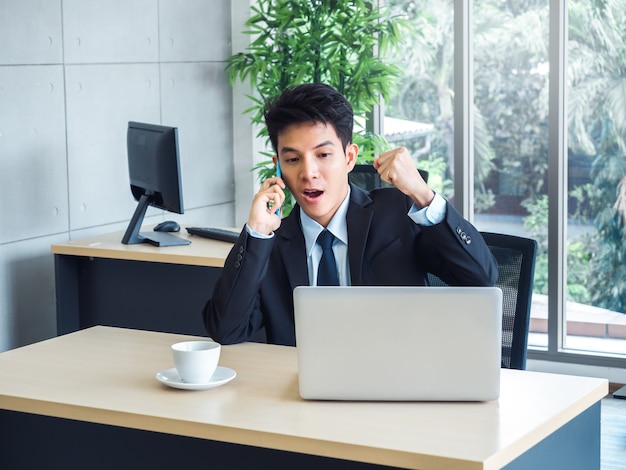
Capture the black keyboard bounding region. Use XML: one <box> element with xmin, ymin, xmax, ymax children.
<box><xmin>186</xmin><ymin>227</ymin><xmax>240</xmax><ymax>243</ymax></box>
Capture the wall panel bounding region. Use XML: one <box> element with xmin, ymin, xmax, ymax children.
<box><xmin>159</xmin><ymin>0</ymin><xmax>231</xmax><ymax>62</ymax></box>
<box><xmin>62</xmin><ymin>0</ymin><xmax>158</xmax><ymax>64</ymax></box>
<box><xmin>65</xmin><ymin>64</ymin><xmax>161</xmax><ymax>230</ymax></box>
<box><xmin>0</xmin><ymin>65</ymin><xmax>68</xmax><ymax>243</ymax></box>
<box><xmin>0</xmin><ymin>236</ymin><xmax>64</xmax><ymax>351</ymax></box>
<box><xmin>0</xmin><ymin>0</ymin><xmax>63</xmax><ymax>65</ymax></box>
<box><xmin>160</xmin><ymin>62</ymin><xmax>234</xmax><ymax>212</ymax></box>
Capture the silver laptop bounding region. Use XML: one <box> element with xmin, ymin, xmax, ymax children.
<box><xmin>293</xmin><ymin>286</ymin><xmax>502</xmax><ymax>401</ymax></box>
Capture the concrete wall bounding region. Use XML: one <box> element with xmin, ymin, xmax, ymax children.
<box><xmin>0</xmin><ymin>0</ymin><xmax>235</xmax><ymax>350</ymax></box>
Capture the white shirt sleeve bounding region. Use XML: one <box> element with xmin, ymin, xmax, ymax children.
<box><xmin>245</xmin><ymin>224</ymin><xmax>274</xmax><ymax>239</ymax></box>
<box><xmin>407</xmin><ymin>192</ymin><xmax>446</xmax><ymax>226</ymax></box>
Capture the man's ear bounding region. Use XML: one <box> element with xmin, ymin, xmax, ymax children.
<box><xmin>345</xmin><ymin>143</ymin><xmax>359</xmax><ymax>171</ymax></box>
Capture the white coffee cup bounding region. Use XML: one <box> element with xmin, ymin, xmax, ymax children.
<box><xmin>171</xmin><ymin>340</ymin><xmax>221</xmax><ymax>384</ymax></box>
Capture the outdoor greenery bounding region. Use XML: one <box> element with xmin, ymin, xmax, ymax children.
<box><xmin>385</xmin><ymin>0</ymin><xmax>626</xmax><ymax>313</ymax></box>
<box><xmin>226</xmin><ymin>0</ymin><xmax>409</xmax><ymax>213</ymax></box>
<box><xmin>568</xmin><ymin>1</ymin><xmax>626</xmax><ymax>313</ymax></box>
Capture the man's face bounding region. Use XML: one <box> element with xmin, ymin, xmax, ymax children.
<box><xmin>274</xmin><ymin>121</ymin><xmax>358</xmax><ymax>227</ymax></box>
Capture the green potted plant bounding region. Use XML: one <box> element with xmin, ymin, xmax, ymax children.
<box><xmin>227</xmin><ymin>0</ymin><xmax>409</xmax><ymax>213</ymax></box>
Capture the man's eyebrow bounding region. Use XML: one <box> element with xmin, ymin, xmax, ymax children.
<box><xmin>314</xmin><ymin>140</ymin><xmax>336</xmax><ymax>149</ymax></box>
<box><xmin>279</xmin><ymin>140</ymin><xmax>336</xmax><ymax>154</ymax></box>
<box><xmin>279</xmin><ymin>146</ymin><xmax>298</xmax><ymax>155</ymax></box>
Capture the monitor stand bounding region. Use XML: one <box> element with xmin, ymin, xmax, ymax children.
<box><xmin>138</xmin><ymin>231</ymin><xmax>190</xmax><ymax>247</ymax></box>
<box><xmin>122</xmin><ymin>194</ymin><xmax>190</xmax><ymax>247</ymax></box>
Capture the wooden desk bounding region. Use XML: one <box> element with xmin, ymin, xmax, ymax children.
<box><xmin>0</xmin><ymin>327</ymin><xmax>607</xmax><ymax>469</ymax></box>
<box><xmin>51</xmin><ymin>229</ymin><xmax>234</xmax><ymax>336</ymax></box>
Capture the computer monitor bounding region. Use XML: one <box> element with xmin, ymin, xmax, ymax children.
<box><xmin>121</xmin><ymin>121</ymin><xmax>190</xmax><ymax>247</ymax></box>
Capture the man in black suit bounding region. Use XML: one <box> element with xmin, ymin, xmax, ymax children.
<box><xmin>203</xmin><ymin>83</ymin><xmax>497</xmax><ymax>345</ymax></box>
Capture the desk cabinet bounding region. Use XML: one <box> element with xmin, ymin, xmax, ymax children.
<box><xmin>55</xmin><ymin>254</ymin><xmax>219</xmax><ymax>335</ymax></box>
<box><xmin>52</xmin><ymin>230</ymin><xmax>233</xmax><ymax>336</ymax></box>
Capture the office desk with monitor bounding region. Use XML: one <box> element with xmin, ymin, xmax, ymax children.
<box><xmin>51</xmin><ymin>229</ymin><xmax>235</xmax><ymax>336</ymax></box>
<box><xmin>0</xmin><ymin>327</ymin><xmax>607</xmax><ymax>469</ymax></box>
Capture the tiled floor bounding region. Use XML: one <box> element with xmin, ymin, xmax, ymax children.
<box><xmin>602</xmin><ymin>394</ymin><xmax>626</xmax><ymax>470</ymax></box>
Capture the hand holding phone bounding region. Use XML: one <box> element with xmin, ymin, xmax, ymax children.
<box><xmin>248</xmin><ymin>164</ymin><xmax>284</xmax><ymax>234</ymax></box>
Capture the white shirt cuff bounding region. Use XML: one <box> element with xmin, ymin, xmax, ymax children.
<box><xmin>245</xmin><ymin>224</ymin><xmax>274</xmax><ymax>239</ymax></box>
<box><xmin>408</xmin><ymin>192</ymin><xmax>446</xmax><ymax>226</ymax></box>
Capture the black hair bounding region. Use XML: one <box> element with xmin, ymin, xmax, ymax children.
<box><xmin>264</xmin><ymin>83</ymin><xmax>354</xmax><ymax>153</ymax></box>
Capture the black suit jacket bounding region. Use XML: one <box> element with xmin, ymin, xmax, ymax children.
<box><xmin>203</xmin><ymin>184</ymin><xmax>498</xmax><ymax>345</ymax></box>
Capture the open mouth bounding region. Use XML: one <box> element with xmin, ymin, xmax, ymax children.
<box><xmin>303</xmin><ymin>189</ymin><xmax>324</xmax><ymax>200</ymax></box>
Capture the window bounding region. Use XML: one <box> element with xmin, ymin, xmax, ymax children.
<box><xmin>384</xmin><ymin>0</ymin><xmax>454</xmax><ymax>201</ymax></box>
<box><xmin>563</xmin><ymin>0</ymin><xmax>626</xmax><ymax>358</ymax></box>
<box><xmin>384</xmin><ymin>0</ymin><xmax>626</xmax><ymax>367</ymax></box>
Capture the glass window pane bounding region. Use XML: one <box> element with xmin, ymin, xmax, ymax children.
<box><xmin>384</xmin><ymin>0</ymin><xmax>455</xmax><ymax>201</ymax></box>
<box><xmin>565</xmin><ymin>1</ymin><xmax>626</xmax><ymax>356</ymax></box>
<box><xmin>471</xmin><ymin>1</ymin><xmax>550</xmax><ymax>350</ymax></box>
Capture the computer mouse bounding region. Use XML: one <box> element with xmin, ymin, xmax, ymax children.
<box><xmin>153</xmin><ymin>220</ymin><xmax>180</xmax><ymax>232</ymax></box>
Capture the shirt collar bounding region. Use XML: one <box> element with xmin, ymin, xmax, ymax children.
<box><xmin>300</xmin><ymin>186</ymin><xmax>351</xmax><ymax>256</ymax></box>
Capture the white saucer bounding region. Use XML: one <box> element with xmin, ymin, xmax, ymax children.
<box><xmin>156</xmin><ymin>366</ymin><xmax>236</xmax><ymax>390</ymax></box>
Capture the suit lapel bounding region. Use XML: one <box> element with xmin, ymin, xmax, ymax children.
<box><xmin>346</xmin><ymin>185</ymin><xmax>374</xmax><ymax>285</ymax></box>
<box><xmin>276</xmin><ymin>206</ymin><xmax>310</xmax><ymax>289</ymax></box>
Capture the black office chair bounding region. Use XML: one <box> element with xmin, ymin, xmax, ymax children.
<box><xmin>428</xmin><ymin>232</ymin><xmax>537</xmax><ymax>370</ymax></box>
<box><xmin>349</xmin><ymin>164</ymin><xmax>429</xmax><ymax>188</ymax></box>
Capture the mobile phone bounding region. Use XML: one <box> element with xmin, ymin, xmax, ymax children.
<box><xmin>274</xmin><ymin>160</ymin><xmax>281</xmax><ymax>216</ymax></box>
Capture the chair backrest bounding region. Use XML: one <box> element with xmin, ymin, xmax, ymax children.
<box><xmin>428</xmin><ymin>232</ymin><xmax>537</xmax><ymax>370</ymax></box>
<box><xmin>349</xmin><ymin>164</ymin><xmax>429</xmax><ymax>190</ymax></box>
